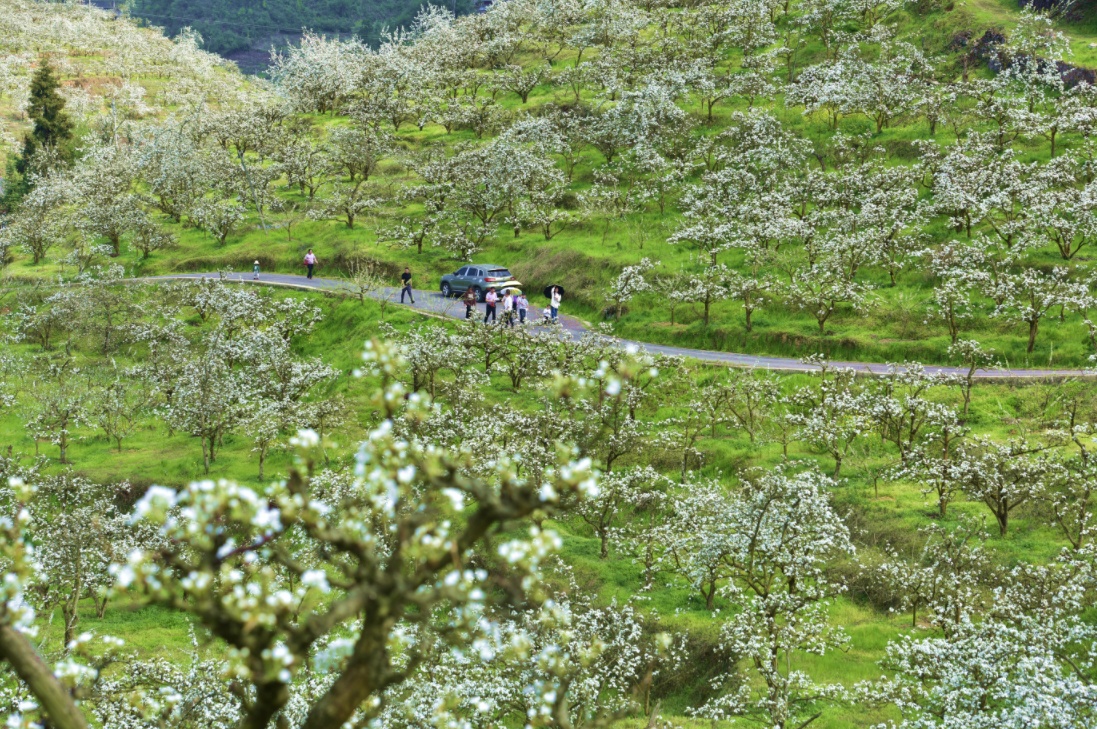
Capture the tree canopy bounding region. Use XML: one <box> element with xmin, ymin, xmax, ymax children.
<box><xmin>129</xmin><ymin>0</ymin><xmax>478</xmax><ymax>55</ymax></box>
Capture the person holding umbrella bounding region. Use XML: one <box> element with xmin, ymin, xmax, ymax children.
<box><xmin>503</xmin><ymin>289</ymin><xmax>515</xmax><ymax>328</ymax></box>
<box><xmin>550</xmin><ymin>285</ymin><xmax>562</xmax><ymax>322</ymax></box>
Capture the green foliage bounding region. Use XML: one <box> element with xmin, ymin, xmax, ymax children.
<box><xmin>3</xmin><ymin>58</ymin><xmax>72</xmax><ymax>210</ymax></box>
<box><xmin>0</xmin><ymin>156</ymin><xmax>27</xmax><ymax>214</ymax></box>
<box><xmin>128</xmin><ymin>0</ymin><xmax>478</xmax><ymax>55</ymax></box>
<box><xmin>18</xmin><ymin>59</ymin><xmax>73</xmax><ymax>173</ymax></box>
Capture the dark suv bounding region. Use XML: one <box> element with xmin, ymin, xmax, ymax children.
<box><xmin>439</xmin><ymin>264</ymin><xmax>522</xmax><ymax>301</ymax></box>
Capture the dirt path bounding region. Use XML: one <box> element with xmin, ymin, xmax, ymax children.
<box><xmin>142</xmin><ymin>272</ymin><xmax>1092</xmax><ymax>380</ymax></box>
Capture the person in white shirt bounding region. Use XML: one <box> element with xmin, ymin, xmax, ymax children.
<box><xmin>483</xmin><ymin>287</ymin><xmax>498</xmax><ymax>324</ymax></box>
<box><xmin>503</xmin><ymin>291</ymin><xmax>515</xmax><ymax>328</ymax></box>
<box><xmin>550</xmin><ymin>286</ymin><xmax>562</xmax><ymax>321</ymax></box>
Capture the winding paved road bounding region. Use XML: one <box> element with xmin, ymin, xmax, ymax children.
<box><xmin>143</xmin><ymin>272</ymin><xmax>1092</xmax><ymax>381</ymax></box>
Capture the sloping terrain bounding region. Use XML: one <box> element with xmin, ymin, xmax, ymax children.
<box><xmin>1</xmin><ymin>2</ymin><xmax>1097</xmax><ymax>729</ymax></box>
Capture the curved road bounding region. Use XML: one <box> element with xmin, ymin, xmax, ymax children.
<box><xmin>143</xmin><ymin>272</ymin><xmax>1092</xmax><ymax>381</ymax></box>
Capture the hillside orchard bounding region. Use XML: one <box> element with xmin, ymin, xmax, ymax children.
<box><xmin>1</xmin><ymin>0</ymin><xmax>1097</xmax><ymax>727</ymax></box>
<box><xmin>6</xmin><ymin>0</ymin><xmax>1097</xmax><ymax>362</ymax></box>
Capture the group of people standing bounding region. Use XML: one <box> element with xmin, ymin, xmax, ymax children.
<box><xmin>470</xmin><ymin>287</ymin><xmax>527</xmax><ymax>326</ymax></box>
<box><xmin>465</xmin><ymin>285</ymin><xmax>561</xmax><ymax>326</ymax></box>
<box><xmin>275</xmin><ymin>255</ymin><xmax>565</xmax><ymax>327</ymax></box>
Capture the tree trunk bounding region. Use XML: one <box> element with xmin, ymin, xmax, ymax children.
<box><xmin>0</xmin><ymin>626</ymin><xmax>89</xmax><ymax>729</ymax></box>
<box><xmin>62</xmin><ymin>602</ymin><xmax>78</xmax><ymax>649</ymax></box>
<box><xmin>300</xmin><ymin>622</ymin><xmax>389</xmax><ymax>729</ymax></box>
<box><xmin>1027</xmin><ymin>319</ymin><xmax>1038</xmax><ymax>353</ymax></box>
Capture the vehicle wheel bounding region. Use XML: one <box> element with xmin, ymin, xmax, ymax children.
<box><xmin>472</xmin><ymin>286</ymin><xmax>484</xmax><ymax>303</ymax></box>
<box><xmin>440</xmin><ymin>282</ymin><xmax>452</xmax><ymax>297</ymax></box>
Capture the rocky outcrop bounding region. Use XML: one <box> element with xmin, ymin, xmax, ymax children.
<box><xmin>971</xmin><ymin>29</ymin><xmax>1008</xmax><ymax>73</ymax></box>
<box><xmin>1058</xmin><ymin>60</ymin><xmax>1097</xmax><ymax>87</ymax></box>
<box><xmin>965</xmin><ymin>27</ymin><xmax>1095</xmax><ymax>88</ymax></box>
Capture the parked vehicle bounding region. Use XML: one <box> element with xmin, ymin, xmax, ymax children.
<box><xmin>440</xmin><ymin>264</ymin><xmax>521</xmax><ymax>302</ymax></box>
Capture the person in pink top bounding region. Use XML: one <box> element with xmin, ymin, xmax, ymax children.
<box><xmin>304</xmin><ymin>249</ymin><xmax>318</xmax><ymax>279</ymax></box>
<box><xmin>483</xmin><ymin>287</ymin><xmax>498</xmax><ymax>324</ymax></box>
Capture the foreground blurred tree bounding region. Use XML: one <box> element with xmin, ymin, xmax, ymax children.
<box><xmin>0</xmin><ymin>340</ymin><xmax>655</xmax><ymax>729</ymax></box>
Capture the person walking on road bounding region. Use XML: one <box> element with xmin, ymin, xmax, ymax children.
<box><xmin>304</xmin><ymin>249</ymin><xmax>318</xmax><ymax>279</ymax></box>
<box><xmin>483</xmin><ymin>287</ymin><xmax>498</xmax><ymax>324</ymax></box>
<box><xmin>463</xmin><ymin>288</ymin><xmax>478</xmax><ymax>319</ymax></box>
<box><xmin>503</xmin><ymin>290</ymin><xmax>516</xmax><ymax>328</ymax></box>
<box><xmin>517</xmin><ymin>292</ymin><xmax>529</xmax><ymax>324</ymax></box>
<box><xmin>252</xmin><ymin>260</ymin><xmax>260</xmax><ymax>281</ymax></box>
<box><xmin>400</xmin><ymin>267</ymin><xmax>415</xmax><ymax>304</ymax></box>
<box><xmin>550</xmin><ymin>286</ymin><xmax>562</xmax><ymax>322</ymax></box>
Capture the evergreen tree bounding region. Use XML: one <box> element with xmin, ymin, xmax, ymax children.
<box><xmin>18</xmin><ymin>58</ymin><xmax>74</xmax><ymax>176</ymax></box>
<box><xmin>3</xmin><ymin>58</ymin><xmax>72</xmax><ymax>210</ymax></box>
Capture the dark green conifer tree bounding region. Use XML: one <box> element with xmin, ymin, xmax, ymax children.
<box><xmin>3</xmin><ymin>58</ymin><xmax>73</xmax><ymax>209</ymax></box>
<box><xmin>18</xmin><ymin>58</ymin><xmax>74</xmax><ymax>174</ymax></box>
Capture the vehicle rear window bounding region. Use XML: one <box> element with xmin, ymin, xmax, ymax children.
<box><xmin>488</xmin><ymin>268</ymin><xmax>512</xmax><ymax>277</ymax></box>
